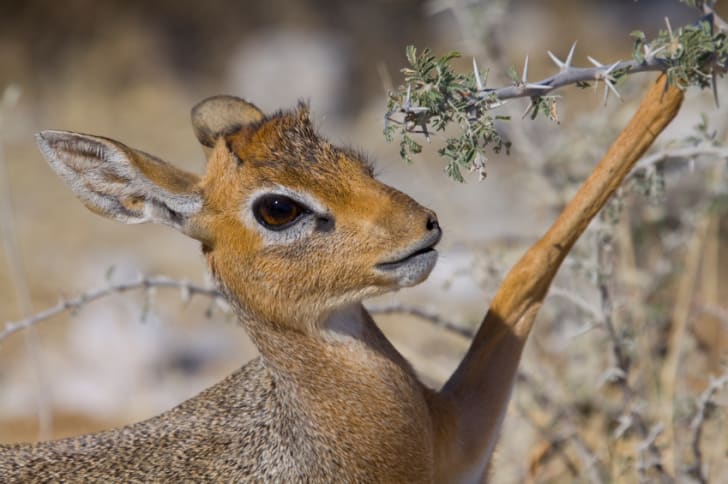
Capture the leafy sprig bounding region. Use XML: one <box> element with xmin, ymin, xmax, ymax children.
<box><xmin>384</xmin><ymin>47</ymin><xmax>511</xmax><ymax>181</ymax></box>
<box><xmin>385</xmin><ymin>1</ymin><xmax>727</xmax><ymax>181</ymax></box>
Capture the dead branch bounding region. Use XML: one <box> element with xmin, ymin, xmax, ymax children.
<box><xmin>686</xmin><ymin>371</ymin><xmax>728</xmax><ymax>483</ymax></box>
<box><xmin>0</xmin><ymin>276</ymin><xmax>223</xmax><ymax>344</ymax></box>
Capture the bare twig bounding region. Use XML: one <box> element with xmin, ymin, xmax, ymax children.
<box><xmin>636</xmin><ymin>423</ymin><xmax>670</xmax><ymax>483</ymax></box>
<box><xmin>686</xmin><ymin>371</ymin><xmax>728</xmax><ymax>484</ymax></box>
<box><xmin>596</xmin><ymin>216</ymin><xmax>672</xmax><ymax>482</ymax></box>
<box><xmin>632</xmin><ymin>145</ymin><xmax>728</xmax><ymax>173</ymax></box>
<box><xmin>0</xmin><ymin>276</ymin><xmax>223</xmax><ymax>344</ymax></box>
<box><xmin>367</xmin><ymin>303</ymin><xmax>474</xmax><ymax>338</ymax></box>
<box><xmin>548</xmin><ymin>285</ymin><xmax>603</xmax><ymax>323</ymax></box>
<box><xmin>516</xmin><ymin>371</ymin><xmax>605</xmax><ymax>483</ymax></box>
<box><xmin>695</xmin><ymin>302</ymin><xmax>728</xmax><ymax>325</ymax></box>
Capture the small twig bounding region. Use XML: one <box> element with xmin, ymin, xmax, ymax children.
<box><xmin>596</xmin><ymin>217</ymin><xmax>672</xmax><ymax>481</ymax></box>
<box><xmin>0</xmin><ymin>276</ymin><xmax>223</xmax><ymax>344</ymax></box>
<box><xmin>367</xmin><ymin>303</ymin><xmax>474</xmax><ymax>338</ymax></box>
<box><xmin>636</xmin><ymin>423</ymin><xmax>669</xmax><ymax>483</ymax></box>
<box><xmin>695</xmin><ymin>302</ymin><xmax>728</xmax><ymax>325</ymax></box>
<box><xmin>548</xmin><ymin>285</ymin><xmax>603</xmax><ymax>322</ymax></box>
<box><xmin>1</xmin><ymin>279</ymin><xmax>477</xmax><ymax>344</ymax></box>
<box><xmin>516</xmin><ymin>371</ymin><xmax>605</xmax><ymax>483</ymax></box>
<box><xmin>596</xmin><ymin>230</ymin><xmax>631</xmax><ymax>394</ymax></box>
<box><xmin>632</xmin><ymin>145</ymin><xmax>728</xmax><ymax>173</ymax></box>
<box><xmin>686</xmin><ymin>370</ymin><xmax>728</xmax><ymax>484</ymax></box>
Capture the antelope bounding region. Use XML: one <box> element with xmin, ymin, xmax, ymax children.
<box><xmin>0</xmin><ymin>78</ymin><xmax>684</xmax><ymax>482</ymax></box>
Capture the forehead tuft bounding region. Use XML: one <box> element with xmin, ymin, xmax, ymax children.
<box><xmin>225</xmin><ymin>104</ymin><xmax>375</xmax><ymax>179</ymax></box>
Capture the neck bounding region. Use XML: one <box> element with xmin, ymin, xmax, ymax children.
<box><xmin>229</xmin><ymin>299</ymin><xmax>414</xmax><ymax>380</ymax></box>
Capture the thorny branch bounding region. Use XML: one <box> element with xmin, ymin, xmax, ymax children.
<box><xmin>516</xmin><ymin>371</ymin><xmax>605</xmax><ymax>484</ymax></box>
<box><xmin>686</xmin><ymin>371</ymin><xmax>728</xmax><ymax>483</ymax></box>
<box><xmin>0</xmin><ymin>276</ymin><xmax>224</xmax><ymax>344</ymax></box>
<box><xmin>632</xmin><ymin>144</ymin><xmax>728</xmax><ymax>172</ymax></box>
<box><xmin>385</xmin><ymin>1</ymin><xmax>728</xmax><ymax>181</ymax></box>
<box><xmin>596</xmin><ymin>218</ymin><xmax>672</xmax><ymax>483</ymax></box>
<box><xmin>0</xmin><ymin>277</ymin><xmax>476</xmax><ymax>345</ymax></box>
<box><xmin>365</xmin><ymin>303</ymin><xmax>474</xmax><ymax>338</ymax></box>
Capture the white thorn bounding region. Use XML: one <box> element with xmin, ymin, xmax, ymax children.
<box><xmin>405</xmin><ymin>84</ymin><xmax>412</xmax><ymax>109</ymax></box>
<box><xmin>547</xmin><ymin>50</ymin><xmax>565</xmax><ymax>70</ymax></box>
<box><xmin>650</xmin><ymin>45</ymin><xmax>667</xmax><ymax>58</ymax></box>
<box><xmin>587</xmin><ymin>56</ymin><xmax>603</xmax><ymax>68</ymax></box>
<box><xmin>522</xmin><ymin>55</ymin><xmax>529</xmax><ymax>83</ymax></box>
<box><xmin>522</xmin><ymin>100</ymin><xmax>534</xmax><ymax>118</ymax></box>
<box><xmin>602</xmin><ymin>82</ymin><xmax>610</xmax><ymax>106</ymax></box>
<box><xmin>565</xmin><ymin>41</ymin><xmax>577</xmax><ymax>68</ymax></box>
<box><xmin>665</xmin><ymin>16</ymin><xmax>673</xmax><ymax>38</ymax></box>
<box><xmin>605</xmin><ymin>79</ymin><xmax>622</xmax><ymax>101</ymax></box>
<box><xmin>604</xmin><ymin>60</ymin><xmax>622</xmax><ymax>75</ymax></box>
<box><xmin>473</xmin><ymin>58</ymin><xmax>484</xmax><ymax>91</ymax></box>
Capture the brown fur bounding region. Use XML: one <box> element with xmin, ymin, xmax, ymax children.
<box><xmin>1</xmin><ymin>97</ymin><xmax>442</xmax><ymax>482</ymax></box>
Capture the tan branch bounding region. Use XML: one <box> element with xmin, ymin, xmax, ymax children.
<box><xmin>437</xmin><ymin>74</ymin><xmax>684</xmax><ymax>475</ymax></box>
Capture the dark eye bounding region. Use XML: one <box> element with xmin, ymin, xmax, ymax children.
<box><xmin>253</xmin><ymin>194</ymin><xmax>306</xmax><ymax>230</ymax></box>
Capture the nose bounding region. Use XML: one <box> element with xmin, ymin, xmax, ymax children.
<box><xmin>425</xmin><ymin>211</ymin><xmax>440</xmax><ymax>232</ymax></box>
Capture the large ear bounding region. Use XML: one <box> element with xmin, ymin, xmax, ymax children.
<box><xmin>191</xmin><ymin>95</ymin><xmax>264</xmax><ymax>148</ymax></box>
<box><xmin>36</xmin><ymin>130</ymin><xmax>206</xmax><ymax>239</ymax></box>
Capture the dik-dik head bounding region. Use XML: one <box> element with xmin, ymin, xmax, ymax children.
<box><xmin>36</xmin><ymin>96</ymin><xmax>440</xmax><ymax>331</ymax></box>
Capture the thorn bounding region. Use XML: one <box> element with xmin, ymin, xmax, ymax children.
<box><xmin>665</xmin><ymin>16</ymin><xmax>673</xmax><ymax>39</ymax></box>
<box><xmin>521</xmin><ymin>99</ymin><xmax>535</xmax><ymax>119</ymax></box>
<box><xmin>547</xmin><ymin>42</ymin><xmax>577</xmax><ymax>73</ymax></box>
<box><xmin>405</xmin><ymin>84</ymin><xmax>412</xmax><ymax>109</ymax></box>
<box><xmin>420</xmin><ymin>122</ymin><xmax>431</xmax><ymax>143</ymax></box>
<box><xmin>604</xmin><ymin>60</ymin><xmax>622</xmax><ymax>76</ymax></box>
<box><xmin>587</xmin><ymin>56</ymin><xmax>604</xmax><ymax>68</ymax></box>
<box><xmin>522</xmin><ymin>55</ymin><xmax>529</xmax><ymax>83</ymax></box>
<box><xmin>565</xmin><ymin>41</ymin><xmax>577</xmax><ymax>69</ymax></box>
<box><xmin>547</xmin><ymin>50</ymin><xmax>565</xmax><ymax>71</ymax></box>
<box><xmin>408</xmin><ymin>106</ymin><xmax>429</xmax><ymax>113</ymax></box>
<box><xmin>649</xmin><ymin>45</ymin><xmax>667</xmax><ymax>59</ymax></box>
<box><xmin>712</xmin><ymin>71</ymin><xmax>720</xmax><ymax>107</ymax></box>
<box><xmin>473</xmin><ymin>58</ymin><xmax>484</xmax><ymax>91</ymax></box>
<box><xmin>605</xmin><ymin>79</ymin><xmax>622</xmax><ymax>102</ymax></box>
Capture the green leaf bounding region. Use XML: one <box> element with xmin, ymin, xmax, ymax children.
<box><xmin>405</xmin><ymin>45</ymin><xmax>417</xmax><ymax>67</ymax></box>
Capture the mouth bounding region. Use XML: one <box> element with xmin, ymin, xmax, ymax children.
<box><xmin>375</xmin><ymin>246</ymin><xmax>437</xmax><ymax>271</ymax></box>
<box><xmin>375</xmin><ymin>229</ymin><xmax>441</xmax><ymax>286</ymax></box>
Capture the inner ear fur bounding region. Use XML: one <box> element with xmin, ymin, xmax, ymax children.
<box><xmin>36</xmin><ymin>130</ymin><xmax>206</xmax><ymax>240</ymax></box>
<box><xmin>191</xmin><ymin>95</ymin><xmax>265</xmax><ymax>148</ymax></box>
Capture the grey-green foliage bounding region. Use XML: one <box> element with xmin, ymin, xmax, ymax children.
<box><xmin>631</xmin><ymin>18</ymin><xmax>727</xmax><ymax>89</ymax></box>
<box><xmin>384</xmin><ymin>47</ymin><xmax>510</xmax><ymax>182</ymax></box>
<box><xmin>386</xmin><ymin>2</ymin><xmax>727</xmax><ymax>182</ymax></box>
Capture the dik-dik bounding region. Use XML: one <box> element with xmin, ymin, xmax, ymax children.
<box><xmin>1</xmin><ymin>96</ymin><xmax>519</xmax><ymax>482</ymax></box>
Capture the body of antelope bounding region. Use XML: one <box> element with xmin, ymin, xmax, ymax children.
<box><xmin>1</xmin><ymin>96</ymin><xmax>513</xmax><ymax>482</ymax></box>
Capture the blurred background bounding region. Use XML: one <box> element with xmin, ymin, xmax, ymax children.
<box><xmin>1</xmin><ymin>0</ymin><xmax>727</xmax><ymax>482</ymax></box>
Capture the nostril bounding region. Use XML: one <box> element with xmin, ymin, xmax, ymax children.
<box><xmin>426</xmin><ymin>214</ymin><xmax>439</xmax><ymax>232</ymax></box>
